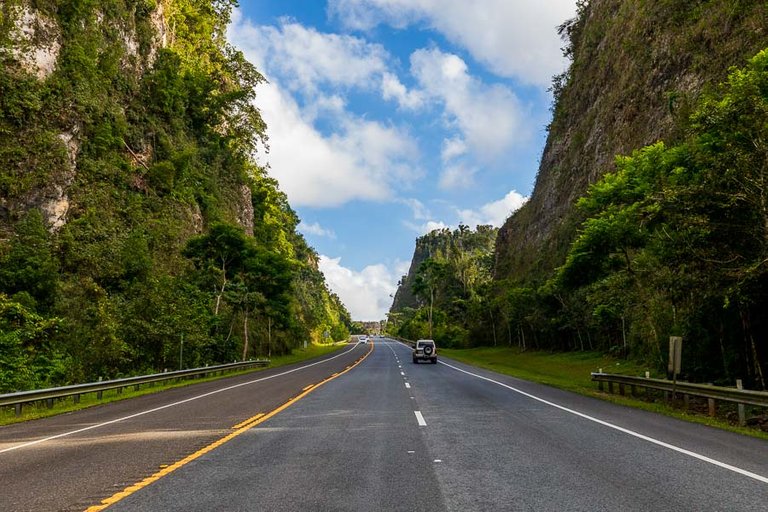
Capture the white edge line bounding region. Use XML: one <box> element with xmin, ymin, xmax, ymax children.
<box><xmin>437</xmin><ymin>358</ymin><xmax>768</xmax><ymax>485</ymax></box>
<box><xmin>405</xmin><ymin>382</ymin><xmax>411</xmax><ymax>389</ymax></box>
<box><xmin>414</xmin><ymin>411</ymin><xmax>427</xmax><ymax>426</ymax></box>
<box><xmin>1</xmin><ymin>344</ymin><xmax>363</xmax><ymax>454</ymax></box>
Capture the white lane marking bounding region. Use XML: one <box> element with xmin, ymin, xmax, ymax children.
<box><xmin>408</xmin><ymin>450</ymin><xmax>415</xmax><ymax>454</ymax></box>
<box><xmin>0</xmin><ymin>345</ymin><xmax>364</xmax><ymax>454</ymax></box>
<box><xmin>400</xmin><ymin>371</ymin><xmax>405</xmax><ymax>376</ymax></box>
<box><xmin>439</xmin><ymin>359</ymin><xmax>768</xmax><ymax>485</ymax></box>
<box><xmin>405</xmin><ymin>382</ymin><xmax>411</xmax><ymax>389</ymax></box>
<box><xmin>434</xmin><ymin>459</ymin><xmax>442</xmax><ymax>463</ymax></box>
<box><xmin>414</xmin><ymin>411</ymin><xmax>427</xmax><ymax>426</ymax></box>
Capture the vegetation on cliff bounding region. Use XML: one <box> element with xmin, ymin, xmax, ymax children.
<box><xmin>391</xmin><ymin>2</ymin><xmax>768</xmax><ymax>388</ymax></box>
<box><xmin>0</xmin><ymin>0</ymin><xmax>351</xmax><ymax>392</ymax></box>
<box><xmin>388</xmin><ymin>225</ymin><xmax>497</xmax><ymax>347</ymax></box>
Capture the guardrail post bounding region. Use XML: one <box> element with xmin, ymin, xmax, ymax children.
<box><xmin>74</xmin><ymin>394</ymin><xmax>80</xmax><ymax>404</ymax></box>
<box><xmin>630</xmin><ymin>385</ymin><xmax>636</xmax><ymax>397</ymax></box>
<box><xmin>683</xmin><ymin>394</ymin><xmax>689</xmax><ymax>410</ymax></box>
<box><xmin>708</xmin><ymin>398</ymin><xmax>716</xmax><ymax>417</ymax></box>
<box><xmin>15</xmin><ymin>403</ymin><xmax>21</xmax><ymax>417</ymax></box>
<box><xmin>117</xmin><ymin>387</ymin><xmax>122</xmax><ymax>395</ymax></box>
<box><xmin>97</xmin><ymin>390</ymin><xmax>103</xmax><ymax>400</ymax></box>
<box><xmin>46</xmin><ymin>398</ymin><xmax>53</xmax><ymax>409</ymax></box>
<box><xmin>134</xmin><ymin>384</ymin><xmax>140</xmax><ymax>392</ymax></box>
<box><xmin>608</xmin><ymin>381</ymin><xmax>614</xmax><ymax>394</ymax></box>
<box><xmin>618</xmin><ymin>383</ymin><xmax>625</xmax><ymax>396</ymax></box>
<box><xmin>736</xmin><ymin>379</ymin><xmax>746</xmax><ymax>426</ymax></box>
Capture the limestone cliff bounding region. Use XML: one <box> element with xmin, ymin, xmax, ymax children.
<box><xmin>495</xmin><ymin>0</ymin><xmax>768</xmax><ymax>282</ymax></box>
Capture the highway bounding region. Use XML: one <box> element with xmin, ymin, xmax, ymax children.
<box><xmin>1</xmin><ymin>339</ymin><xmax>767</xmax><ymax>511</ymax></box>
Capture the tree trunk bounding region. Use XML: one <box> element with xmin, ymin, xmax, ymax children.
<box><xmin>268</xmin><ymin>316</ymin><xmax>272</xmax><ymax>359</ymax></box>
<box><xmin>214</xmin><ymin>277</ymin><xmax>226</xmax><ymax>316</ymax></box>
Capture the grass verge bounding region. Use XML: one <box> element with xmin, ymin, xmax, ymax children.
<box><xmin>0</xmin><ymin>342</ymin><xmax>348</xmax><ymax>427</ymax></box>
<box><xmin>440</xmin><ymin>346</ymin><xmax>768</xmax><ymax>440</ymax></box>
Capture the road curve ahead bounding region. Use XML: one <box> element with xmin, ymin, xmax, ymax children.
<box><xmin>99</xmin><ymin>339</ymin><xmax>767</xmax><ymax>512</ymax></box>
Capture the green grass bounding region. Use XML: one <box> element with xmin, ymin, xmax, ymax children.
<box><xmin>441</xmin><ymin>347</ymin><xmax>768</xmax><ymax>440</ymax></box>
<box><xmin>0</xmin><ymin>342</ymin><xmax>347</xmax><ymax>426</ymax></box>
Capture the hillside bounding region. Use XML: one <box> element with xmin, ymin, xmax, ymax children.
<box><xmin>389</xmin><ymin>0</ymin><xmax>768</xmax><ymax>386</ymax></box>
<box><xmin>496</xmin><ymin>0</ymin><xmax>768</xmax><ymax>281</ymax></box>
<box><xmin>0</xmin><ymin>1</ymin><xmax>351</xmax><ymax>391</ymax></box>
<box><xmin>388</xmin><ymin>225</ymin><xmax>497</xmax><ymax>347</ymax></box>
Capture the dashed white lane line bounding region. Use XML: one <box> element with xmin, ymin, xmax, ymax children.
<box><xmin>405</xmin><ymin>382</ymin><xmax>411</xmax><ymax>389</ymax></box>
<box><xmin>438</xmin><ymin>359</ymin><xmax>768</xmax><ymax>485</ymax></box>
<box><xmin>400</xmin><ymin>371</ymin><xmax>405</xmax><ymax>376</ymax></box>
<box><xmin>414</xmin><ymin>411</ymin><xmax>427</xmax><ymax>426</ymax></box>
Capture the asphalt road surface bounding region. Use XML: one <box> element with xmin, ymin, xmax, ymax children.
<box><xmin>2</xmin><ymin>339</ymin><xmax>767</xmax><ymax>511</ymax></box>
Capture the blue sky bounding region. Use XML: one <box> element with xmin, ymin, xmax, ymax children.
<box><xmin>227</xmin><ymin>0</ymin><xmax>578</xmax><ymax>320</ymax></box>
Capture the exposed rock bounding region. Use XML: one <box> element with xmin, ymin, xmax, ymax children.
<box><xmin>38</xmin><ymin>126</ymin><xmax>80</xmax><ymax>231</ymax></box>
<box><xmin>190</xmin><ymin>203</ymin><xmax>204</xmax><ymax>235</ymax></box>
<box><xmin>147</xmin><ymin>1</ymin><xmax>168</xmax><ymax>66</ymax></box>
<box><xmin>495</xmin><ymin>0</ymin><xmax>768</xmax><ymax>282</ymax></box>
<box><xmin>7</xmin><ymin>4</ymin><xmax>61</xmax><ymax>80</ymax></box>
<box><xmin>238</xmin><ymin>185</ymin><xmax>254</xmax><ymax>236</ymax></box>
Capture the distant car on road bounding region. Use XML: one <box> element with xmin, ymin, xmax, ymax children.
<box><xmin>412</xmin><ymin>339</ymin><xmax>437</xmax><ymax>364</ymax></box>
<box><xmin>358</xmin><ymin>335</ymin><xmax>368</xmax><ymax>344</ymax></box>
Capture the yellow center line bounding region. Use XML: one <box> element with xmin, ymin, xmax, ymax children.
<box><xmin>232</xmin><ymin>413</ymin><xmax>265</xmax><ymax>430</ymax></box>
<box><xmin>85</xmin><ymin>342</ymin><xmax>374</xmax><ymax>512</ymax></box>
<box><xmin>302</xmin><ymin>384</ymin><xmax>314</xmax><ymax>391</ymax></box>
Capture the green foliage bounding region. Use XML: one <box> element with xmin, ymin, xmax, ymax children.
<box><xmin>390</xmin><ymin>225</ymin><xmax>498</xmax><ymax>348</ymax></box>
<box><xmin>0</xmin><ymin>294</ymin><xmax>64</xmax><ymax>393</ymax></box>
<box><xmin>0</xmin><ymin>0</ymin><xmax>350</xmax><ymax>391</ymax></box>
<box><xmin>0</xmin><ymin>209</ymin><xmax>59</xmax><ymax>311</ymax></box>
<box><xmin>551</xmin><ymin>49</ymin><xmax>768</xmax><ymax>385</ymax></box>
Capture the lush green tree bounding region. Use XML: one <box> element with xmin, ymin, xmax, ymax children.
<box><xmin>0</xmin><ymin>209</ymin><xmax>59</xmax><ymax>312</ymax></box>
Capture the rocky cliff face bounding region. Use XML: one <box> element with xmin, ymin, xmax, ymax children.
<box><xmin>495</xmin><ymin>0</ymin><xmax>768</xmax><ymax>282</ymax></box>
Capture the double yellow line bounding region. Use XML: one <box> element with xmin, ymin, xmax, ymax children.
<box><xmin>86</xmin><ymin>343</ymin><xmax>374</xmax><ymax>511</ymax></box>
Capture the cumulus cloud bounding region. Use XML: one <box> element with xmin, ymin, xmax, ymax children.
<box><xmin>438</xmin><ymin>162</ymin><xmax>478</xmax><ymax>190</ymax></box>
<box><xmin>397</xmin><ymin>197</ymin><xmax>431</xmax><ymax>220</ymax></box>
<box><xmin>441</xmin><ymin>136</ymin><xmax>467</xmax><ymax>162</ymax></box>
<box><xmin>410</xmin><ymin>47</ymin><xmax>529</xmax><ymax>160</ymax></box>
<box><xmin>328</xmin><ymin>0</ymin><xmax>577</xmax><ymax>86</ymax></box>
<box><xmin>457</xmin><ymin>190</ymin><xmax>528</xmax><ymax>228</ymax></box>
<box><xmin>237</xmin><ymin>17</ymin><xmax>389</xmax><ymax>93</ymax></box>
<box><xmin>320</xmin><ymin>255</ymin><xmax>402</xmax><ymax>320</ymax></box>
<box><xmin>381</xmin><ymin>71</ymin><xmax>426</xmax><ymax>110</ymax></box>
<box><xmin>299</xmin><ymin>221</ymin><xmax>336</xmax><ymax>238</ymax></box>
<box><xmin>227</xmin><ymin>12</ymin><xmax>420</xmax><ymax>207</ymax></box>
<box><xmin>404</xmin><ymin>219</ymin><xmax>449</xmax><ymax>235</ymax></box>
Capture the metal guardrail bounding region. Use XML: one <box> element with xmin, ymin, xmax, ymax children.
<box><xmin>1</xmin><ymin>360</ymin><xmax>269</xmax><ymax>417</ymax></box>
<box><xmin>592</xmin><ymin>372</ymin><xmax>768</xmax><ymax>426</ymax></box>
<box><xmin>591</xmin><ymin>373</ymin><xmax>768</xmax><ymax>407</ymax></box>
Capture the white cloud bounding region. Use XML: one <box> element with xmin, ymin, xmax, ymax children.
<box><xmin>320</xmin><ymin>255</ymin><xmax>402</xmax><ymax>320</ymax></box>
<box><xmin>439</xmin><ymin>163</ymin><xmax>477</xmax><ymax>190</ymax></box>
<box><xmin>298</xmin><ymin>221</ymin><xmax>336</xmax><ymax>239</ymax></box>
<box><xmin>457</xmin><ymin>190</ymin><xmax>528</xmax><ymax>228</ymax></box>
<box><xmin>328</xmin><ymin>0</ymin><xmax>577</xmax><ymax>86</ymax></box>
<box><xmin>381</xmin><ymin>71</ymin><xmax>425</xmax><ymax>110</ymax></box>
<box><xmin>404</xmin><ymin>219</ymin><xmax>449</xmax><ymax>235</ymax></box>
<box><xmin>410</xmin><ymin>47</ymin><xmax>529</xmax><ymax>160</ymax></box>
<box><xmin>241</xmin><ymin>18</ymin><xmax>389</xmax><ymax>94</ymax></box>
<box><xmin>441</xmin><ymin>136</ymin><xmax>467</xmax><ymax>162</ymax></box>
<box><xmin>397</xmin><ymin>197</ymin><xmax>431</xmax><ymax>220</ymax></box>
<box><xmin>228</xmin><ymin>13</ymin><xmax>421</xmax><ymax>207</ymax></box>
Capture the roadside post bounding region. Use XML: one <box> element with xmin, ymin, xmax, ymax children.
<box><xmin>669</xmin><ymin>336</ymin><xmax>682</xmax><ymax>400</ymax></box>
